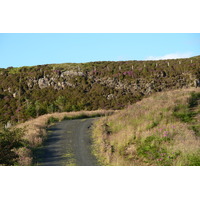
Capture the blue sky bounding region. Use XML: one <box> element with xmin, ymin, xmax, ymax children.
<box><xmin>0</xmin><ymin>33</ymin><xmax>200</xmax><ymax>68</ymax></box>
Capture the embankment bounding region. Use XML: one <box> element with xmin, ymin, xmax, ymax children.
<box><xmin>92</xmin><ymin>88</ymin><xmax>200</xmax><ymax>166</ymax></box>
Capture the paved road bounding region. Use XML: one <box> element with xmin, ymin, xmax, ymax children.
<box><xmin>34</xmin><ymin>118</ymin><xmax>99</xmax><ymax>166</ymax></box>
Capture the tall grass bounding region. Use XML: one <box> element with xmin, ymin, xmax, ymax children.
<box><xmin>92</xmin><ymin>88</ymin><xmax>200</xmax><ymax>166</ymax></box>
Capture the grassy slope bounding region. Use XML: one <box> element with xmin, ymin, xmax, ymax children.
<box><xmin>92</xmin><ymin>88</ymin><xmax>200</xmax><ymax>166</ymax></box>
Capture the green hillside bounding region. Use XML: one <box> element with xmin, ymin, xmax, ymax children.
<box><xmin>0</xmin><ymin>56</ymin><xmax>200</xmax><ymax>128</ymax></box>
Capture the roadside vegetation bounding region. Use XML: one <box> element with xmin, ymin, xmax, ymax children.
<box><xmin>0</xmin><ymin>110</ymin><xmax>113</xmax><ymax>166</ymax></box>
<box><xmin>0</xmin><ymin>128</ymin><xmax>30</xmax><ymax>166</ymax></box>
<box><xmin>11</xmin><ymin>110</ymin><xmax>114</xmax><ymax>166</ymax></box>
<box><xmin>92</xmin><ymin>88</ymin><xmax>200</xmax><ymax>166</ymax></box>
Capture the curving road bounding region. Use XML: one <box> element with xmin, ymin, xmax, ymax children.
<box><xmin>34</xmin><ymin>118</ymin><xmax>99</xmax><ymax>166</ymax></box>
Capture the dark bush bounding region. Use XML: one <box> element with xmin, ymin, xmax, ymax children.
<box><xmin>0</xmin><ymin>128</ymin><xmax>26</xmax><ymax>166</ymax></box>
<box><xmin>47</xmin><ymin>117</ymin><xmax>59</xmax><ymax>124</ymax></box>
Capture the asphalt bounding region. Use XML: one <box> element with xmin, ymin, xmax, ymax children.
<box><xmin>34</xmin><ymin>118</ymin><xmax>99</xmax><ymax>166</ymax></box>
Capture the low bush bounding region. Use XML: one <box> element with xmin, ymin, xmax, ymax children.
<box><xmin>62</xmin><ymin>113</ymin><xmax>102</xmax><ymax>121</ymax></box>
<box><xmin>173</xmin><ymin>104</ymin><xmax>195</xmax><ymax>123</ymax></box>
<box><xmin>187</xmin><ymin>152</ymin><xmax>200</xmax><ymax>166</ymax></box>
<box><xmin>146</xmin><ymin>121</ymin><xmax>160</xmax><ymax>130</ymax></box>
<box><xmin>136</xmin><ymin>135</ymin><xmax>179</xmax><ymax>166</ymax></box>
<box><xmin>189</xmin><ymin>92</ymin><xmax>200</xmax><ymax>108</ymax></box>
<box><xmin>0</xmin><ymin>128</ymin><xmax>27</xmax><ymax>166</ymax></box>
<box><xmin>191</xmin><ymin>125</ymin><xmax>200</xmax><ymax>137</ymax></box>
<box><xmin>47</xmin><ymin>117</ymin><xmax>59</xmax><ymax>125</ymax></box>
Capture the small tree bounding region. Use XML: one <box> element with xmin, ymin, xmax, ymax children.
<box><xmin>54</xmin><ymin>96</ymin><xmax>66</xmax><ymax>111</ymax></box>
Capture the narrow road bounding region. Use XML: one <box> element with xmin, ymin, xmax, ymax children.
<box><xmin>34</xmin><ymin>118</ymin><xmax>99</xmax><ymax>166</ymax></box>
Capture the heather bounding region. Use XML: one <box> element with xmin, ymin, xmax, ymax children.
<box><xmin>0</xmin><ymin>56</ymin><xmax>199</xmax><ymax>127</ymax></box>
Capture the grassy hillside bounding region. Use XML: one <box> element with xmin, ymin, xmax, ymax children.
<box><xmin>92</xmin><ymin>88</ymin><xmax>200</xmax><ymax>166</ymax></box>
<box><xmin>0</xmin><ymin>56</ymin><xmax>199</xmax><ymax>127</ymax></box>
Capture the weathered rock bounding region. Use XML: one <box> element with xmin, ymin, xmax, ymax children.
<box><xmin>5</xmin><ymin>121</ymin><xmax>12</xmax><ymax>128</ymax></box>
<box><xmin>21</xmin><ymin>68</ymin><xmax>199</xmax><ymax>96</ymax></box>
<box><xmin>13</xmin><ymin>92</ymin><xmax>17</xmax><ymax>98</ymax></box>
<box><xmin>194</xmin><ymin>79</ymin><xmax>200</xmax><ymax>87</ymax></box>
<box><xmin>38</xmin><ymin>78</ymin><xmax>50</xmax><ymax>89</ymax></box>
<box><xmin>107</xmin><ymin>94</ymin><xmax>114</xmax><ymax>100</ymax></box>
<box><xmin>61</xmin><ymin>70</ymin><xmax>84</xmax><ymax>77</ymax></box>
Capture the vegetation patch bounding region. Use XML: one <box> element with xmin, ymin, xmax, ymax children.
<box><xmin>0</xmin><ymin>57</ymin><xmax>199</xmax><ymax>127</ymax></box>
<box><xmin>47</xmin><ymin>117</ymin><xmax>59</xmax><ymax>125</ymax></box>
<box><xmin>173</xmin><ymin>104</ymin><xmax>195</xmax><ymax>123</ymax></box>
<box><xmin>191</xmin><ymin>125</ymin><xmax>200</xmax><ymax>137</ymax></box>
<box><xmin>146</xmin><ymin>121</ymin><xmax>160</xmax><ymax>130</ymax></box>
<box><xmin>189</xmin><ymin>92</ymin><xmax>200</xmax><ymax>108</ymax></box>
<box><xmin>0</xmin><ymin>128</ymin><xmax>30</xmax><ymax>166</ymax></box>
<box><xmin>173</xmin><ymin>92</ymin><xmax>200</xmax><ymax>137</ymax></box>
<box><xmin>0</xmin><ymin>110</ymin><xmax>113</xmax><ymax>166</ymax></box>
<box><xmin>187</xmin><ymin>152</ymin><xmax>200</xmax><ymax>166</ymax></box>
<box><xmin>136</xmin><ymin>135</ymin><xmax>180</xmax><ymax>166</ymax></box>
<box><xmin>92</xmin><ymin>88</ymin><xmax>200</xmax><ymax>166</ymax></box>
<box><xmin>62</xmin><ymin>113</ymin><xmax>102</xmax><ymax>120</ymax></box>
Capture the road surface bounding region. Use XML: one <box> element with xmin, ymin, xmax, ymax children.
<box><xmin>34</xmin><ymin>118</ymin><xmax>99</xmax><ymax>166</ymax></box>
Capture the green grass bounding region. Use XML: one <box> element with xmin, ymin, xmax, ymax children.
<box><xmin>62</xmin><ymin>153</ymin><xmax>76</xmax><ymax>166</ymax></box>
<box><xmin>62</xmin><ymin>113</ymin><xmax>102</xmax><ymax>120</ymax></box>
<box><xmin>136</xmin><ymin>135</ymin><xmax>180</xmax><ymax>166</ymax></box>
<box><xmin>47</xmin><ymin>117</ymin><xmax>59</xmax><ymax>124</ymax></box>
<box><xmin>173</xmin><ymin>104</ymin><xmax>195</xmax><ymax>123</ymax></box>
<box><xmin>173</xmin><ymin>92</ymin><xmax>200</xmax><ymax>136</ymax></box>
<box><xmin>8</xmin><ymin>66</ymin><xmax>23</xmax><ymax>74</ymax></box>
<box><xmin>146</xmin><ymin>121</ymin><xmax>160</xmax><ymax>130</ymax></box>
<box><xmin>189</xmin><ymin>92</ymin><xmax>200</xmax><ymax>108</ymax></box>
<box><xmin>187</xmin><ymin>152</ymin><xmax>200</xmax><ymax>166</ymax></box>
<box><xmin>191</xmin><ymin>125</ymin><xmax>200</xmax><ymax>137</ymax></box>
<box><xmin>0</xmin><ymin>128</ymin><xmax>27</xmax><ymax>166</ymax></box>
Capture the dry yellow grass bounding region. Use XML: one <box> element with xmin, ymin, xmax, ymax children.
<box><xmin>15</xmin><ymin>110</ymin><xmax>114</xmax><ymax>165</ymax></box>
<box><xmin>92</xmin><ymin>88</ymin><xmax>200</xmax><ymax>166</ymax></box>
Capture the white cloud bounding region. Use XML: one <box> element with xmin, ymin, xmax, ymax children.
<box><xmin>145</xmin><ymin>52</ymin><xmax>193</xmax><ymax>60</ymax></box>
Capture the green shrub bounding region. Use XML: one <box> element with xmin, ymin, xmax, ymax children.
<box><xmin>189</xmin><ymin>92</ymin><xmax>200</xmax><ymax>108</ymax></box>
<box><xmin>0</xmin><ymin>128</ymin><xmax>26</xmax><ymax>166</ymax></box>
<box><xmin>47</xmin><ymin>117</ymin><xmax>59</xmax><ymax>124</ymax></box>
<box><xmin>147</xmin><ymin>121</ymin><xmax>159</xmax><ymax>130</ymax></box>
<box><xmin>136</xmin><ymin>135</ymin><xmax>179</xmax><ymax>166</ymax></box>
<box><xmin>173</xmin><ymin>92</ymin><xmax>200</xmax><ymax>124</ymax></box>
<box><xmin>25</xmin><ymin>105</ymin><xmax>37</xmax><ymax>118</ymax></box>
<box><xmin>191</xmin><ymin>125</ymin><xmax>200</xmax><ymax>137</ymax></box>
<box><xmin>173</xmin><ymin>104</ymin><xmax>195</xmax><ymax>123</ymax></box>
<box><xmin>187</xmin><ymin>152</ymin><xmax>200</xmax><ymax>166</ymax></box>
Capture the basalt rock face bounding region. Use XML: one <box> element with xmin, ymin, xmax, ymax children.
<box><xmin>0</xmin><ymin>58</ymin><xmax>200</xmax><ymax>124</ymax></box>
<box><xmin>9</xmin><ymin>69</ymin><xmax>199</xmax><ymax>93</ymax></box>
<box><xmin>19</xmin><ymin>68</ymin><xmax>199</xmax><ymax>95</ymax></box>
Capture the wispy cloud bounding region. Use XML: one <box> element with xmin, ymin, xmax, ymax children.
<box><xmin>145</xmin><ymin>52</ymin><xmax>193</xmax><ymax>60</ymax></box>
